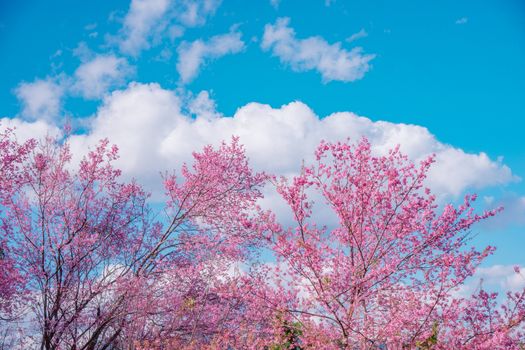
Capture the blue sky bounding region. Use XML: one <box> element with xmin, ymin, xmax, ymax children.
<box><xmin>1</xmin><ymin>0</ymin><xmax>524</xmax><ymax>292</ymax></box>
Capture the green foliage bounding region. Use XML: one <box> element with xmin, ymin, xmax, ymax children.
<box><xmin>415</xmin><ymin>322</ymin><xmax>439</xmax><ymax>350</ymax></box>
<box><xmin>267</xmin><ymin>314</ymin><xmax>303</xmax><ymax>350</ymax></box>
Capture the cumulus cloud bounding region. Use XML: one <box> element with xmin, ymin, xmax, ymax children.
<box><xmin>73</xmin><ymin>54</ymin><xmax>133</xmax><ymax>99</ymax></box>
<box><xmin>187</xmin><ymin>90</ymin><xmax>221</xmax><ymax>120</ymax></box>
<box><xmin>68</xmin><ymin>83</ymin><xmax>183</xmax><ymax>190</ymax></box>
<box><xmin>160</xmin><ymin>102</ymin><xmax>514</xmax><ymax>197</ymax></box>
<box><xmin>262</xmin><ymin>17</ymin><xmax>375</xmax><ymax>82</ymax></box>
<box><xmin>428</xmin><ymin>149</ymin><xmax>516</xmax><ymax>197</ymax></box>
<box><xmin>0</xmin><ymin>117</ymin><xmax>61</xmax><ymax>143</ymax></box>
<box><xmin>176</xmin><ymin>31</ymin><xmax>245</xmax><ymax>83</ymax></box>
<box><xmin>117</xmin><ymin>0</ymin><xmax>222</xmax><ymax>56</ymax></box>
<box><xmin>53</xmin><ymin>83</ymin><xmax>514</xmax><ymax>204</ymax></box>
<box><xmin>3</xmin><ymin>81</ymin><xmax>519</xmax><ymax>224</ymax></box>
<box><xmin>15</xmin><ymin>79</ymin><xmax>65</xmax><ymax>122</ymax></box>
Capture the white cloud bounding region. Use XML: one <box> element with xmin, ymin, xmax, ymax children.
<box><xmin>15</xmin><ymin>79</ymin><xmax>65</xmax><ymax>122</ymax></box>
<box><xmin>188</xmin><ymin>90</ymin><xmax>221</xmax><ymax>120</ymax></box>
<box><xmin>261</xmin><ymin>17</ymin><xmax>375</xmax><ymax>82</ymax></box>
<box><xmin>270</xmin><ymin>0</ymin><xmax>280</xmax><ymax>9</ymax></box>
<box><xmin>484</xmin><ymin>265</ymin><xmax>525</xmax><ymax>291</ymax></box>
<box><xmin>69</xmin><ymin>83</ymin><xmax>183</xmax><ymax>189</ymax></box>
<box><xmin>428</xmin><ymin>148</ymin><xmax>516</xmax><ymax>197</ymax></box>
<box><xmin>176</xmin><ymin>31</ymin><xmax>245</xmax><ymax>83</ymax></box>
<box><xmin>73</xmin><ymin>42</ymin><xmax>92</xmax><ymax>61</ymax></box>
<box><xmin>346</xmin><ymin>28</ymin><xmax>368</xmax><ymax>43</ymax></box>
<box><xmin>455</xmin><ymin>265</ymin><xmax>525</xmax><ymax>298</ymax></box>
<box><xmin>175</xmin><ymin>0</ymin><xmax>222</xmax><ymax>27</ymax></box>
<box><xmin>56</xmin><ymin>83</ymin><xmax>515</xmax><ymax>205</ymax></box>
<box><xmin>455</xmin><ymin>17</ymin><xmax>468</xmax><ymax>25</ymax></box>
<box><xmin>73</xmin><ymin>54</ymin><xmax>133</xmax><ymax>99</ymax></box>
<box><xmin>168</xmin><ymin>24</ymin><xmax>184</xmax><ymax>41</ymax></box>
<box><xmin>0</xmin><ymin>118</ymin><xmax>61</xmax><ymax>143</ymax></box>
<box><xmin>117</xmin><ymin>0</ymin><xmax>222</xmax><ymax>56</ymax></box>
<box><xmin>118</xmin><ymin>0</ymin><xmax>171</xmax><ymax>55</ymax></box>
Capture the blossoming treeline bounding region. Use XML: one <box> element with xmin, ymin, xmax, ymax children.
<box><xmin>0</xmin><ymin>127</ymin><xmax>523</xmax><ymax>349</ymax></box>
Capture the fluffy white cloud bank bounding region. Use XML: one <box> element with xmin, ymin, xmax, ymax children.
<box><xmin>69</xmin><ymin>83</ymin><xmax>183</xmax><ymax>189</ymax></box>
<box><xmin>73</xmin><ymin>54</ymin><xmax>133</xmax><ymax>99</ymax></box>
<box><xmin>117</xmin><ymin>0</ymin><xmax>222</xmax><ymax>56</ymax></box>
<box><xmin>3</xmin><ymin>82</ymin><xmax>516</xmax><ymax>201</ymax></box>
<box><xmin>15</xmin><ymin>79</ymin><xmax>65</xmax><ymax>122</ymax></box>
<box><xmin>60</xmin><ymin>83</ymin><xmax>514</xmax><ymax>200</ymax></box>
<box><xmin>187</xmin><ymin>90</ymin><xmax>221</xmax><ymax>120</ymax></box>
<box><xmin>177</xmin><ymin>31</ymin><xmax>245</xmax><ymax>83</ymax></box>
<box><xmin>0</xmin><ymin>117</ymin><xmax>61</xmax><ymax>142</ymax></box>
<box><xmin>262</xmin><ymin>18</ymin><xmax>375</xmax><ymax>82</ymax></box>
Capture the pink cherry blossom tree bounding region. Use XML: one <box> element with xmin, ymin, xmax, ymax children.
<box><xmin>0</xmin><ymin>134</ymin><xmax>273</xmax><ymax>349</ymax></box>
<box><xmin>258</xmin><ymin>138</ymin><xmax>525</xmax><ymax>349</ymax></box>
<box><xmin>0</xmin><ymin>128</ymin><xmax>523</xmax><ymax>349</ymax></box>
<box><xmin>0</xmin><ymin>127</ymin><xmax>35</xmax><ymax>320</ymax></box>
<box><xmin>119</xmin><ymin>138</ymin><xmax>278</xmax><ymax>349</ymax></box>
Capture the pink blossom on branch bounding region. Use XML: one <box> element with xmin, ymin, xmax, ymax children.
<box><xmin>0</xmin><ymin>134</ymin><xmax>276</xmax><ymax>348</ymax></box>
<box><xmin>0</xmin><ymin>130</ymin><xmax>523</xmax><ymax>349</ymax></box>
<box><xmin>257</xmin><ymin>137</ymin><xmax>523</xmax><ymax>349</ymax></box>
<box><xmin>0</xmin><ymin>127</ymin><xmax>35</xmax><ymax>319</ymax></box>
